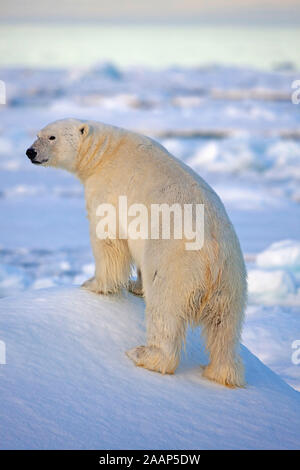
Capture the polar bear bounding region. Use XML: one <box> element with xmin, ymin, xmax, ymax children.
<box><xmin>26</xmin><ymin>118</ymin><xmax>247</xmax><ymax>387</ymax></box>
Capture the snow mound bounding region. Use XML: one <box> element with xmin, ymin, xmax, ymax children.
<box><xmin>0</xmin><ymin>287</ymin><xmax>299</xmax><ymax>450</ymax></box>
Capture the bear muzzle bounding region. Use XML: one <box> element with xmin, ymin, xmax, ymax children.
<box><xmin>26</xmin><ymin>147</ymin><xmax>47</xmax><ymax>165</ymax></box>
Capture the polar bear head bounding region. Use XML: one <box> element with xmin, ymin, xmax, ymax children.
<box><xmin>26</xmin><ymin>118</ymin><xmax>89</xmax><ymax>172</ymax></box>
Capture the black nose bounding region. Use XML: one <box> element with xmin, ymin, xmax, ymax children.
<box><xmin>26</xmin><ymin>148</ymin><xmax>37</xmax><ymax>160</ymax></box>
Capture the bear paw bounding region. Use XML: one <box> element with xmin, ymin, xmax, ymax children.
<box><xmin>128</xmin><ymin>279</ymin><xmax>143</xmax><ymax>297</ymax></box>
<box><xmin>81</xmin><ymin>277</ymin><xmax>116</xmax><ymax>295</ymax></box>
<box><xmin>203</xmin><ymin>361</ymin><xmax>245</xmax><ymax>388</ymax></box>
<box><xmin>81</xmin><ymin>277</ymin><xmax>100</xmax><ymax>293</ymax></box>
<box><xmin>126</xmin><ymin>345</ymin><xmax>177</xmax><ymax>375</ymax></box>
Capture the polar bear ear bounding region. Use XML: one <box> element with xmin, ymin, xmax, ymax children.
<box><xmin>79</xmin><ymin>123</ymin><xmax>89</xmax><ymax>137</ymax></box>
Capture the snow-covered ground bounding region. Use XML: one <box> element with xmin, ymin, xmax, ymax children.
<box><xmin>0</xmin><ymin>59</ymin><xmax>300</xmax><ymax>447</ymax></box>
<box><xmin>0</xmin><ymin>287</ymin><xmax>299</xmax><ymax>450</ymax></box>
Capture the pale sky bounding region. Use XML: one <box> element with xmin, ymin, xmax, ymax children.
<box><xmin>1</xmin><ymin>0</ymin><xmax>300</xmax><ymax>24</ymax></box>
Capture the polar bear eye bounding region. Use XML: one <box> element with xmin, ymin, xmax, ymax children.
<box><xmin>49</xmin><ymin>136</ymin><xmax>56</xmax><ymax>141</ymax></box>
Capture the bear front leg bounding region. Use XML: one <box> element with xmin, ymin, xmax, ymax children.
<box><xmin>81</xmin><ymin>238</ymin><xmax>131</xmax><ymax>295</ymax></box>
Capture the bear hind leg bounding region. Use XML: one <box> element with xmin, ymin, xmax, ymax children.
<box><xmin>126</xmin><ymin>292</ymin><xmax>187</xmax><ymax>374</ymax></box>
<box><xmin>201</xmin><ymin>298</ymin><xmax>245</xmax><ymax>388</ymax></box>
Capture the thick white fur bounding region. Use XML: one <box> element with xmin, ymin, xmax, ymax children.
<box><xmin>31</xmin><ymin>118</ymin><xmax>247</xmax><ymax>387</ymax></box>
